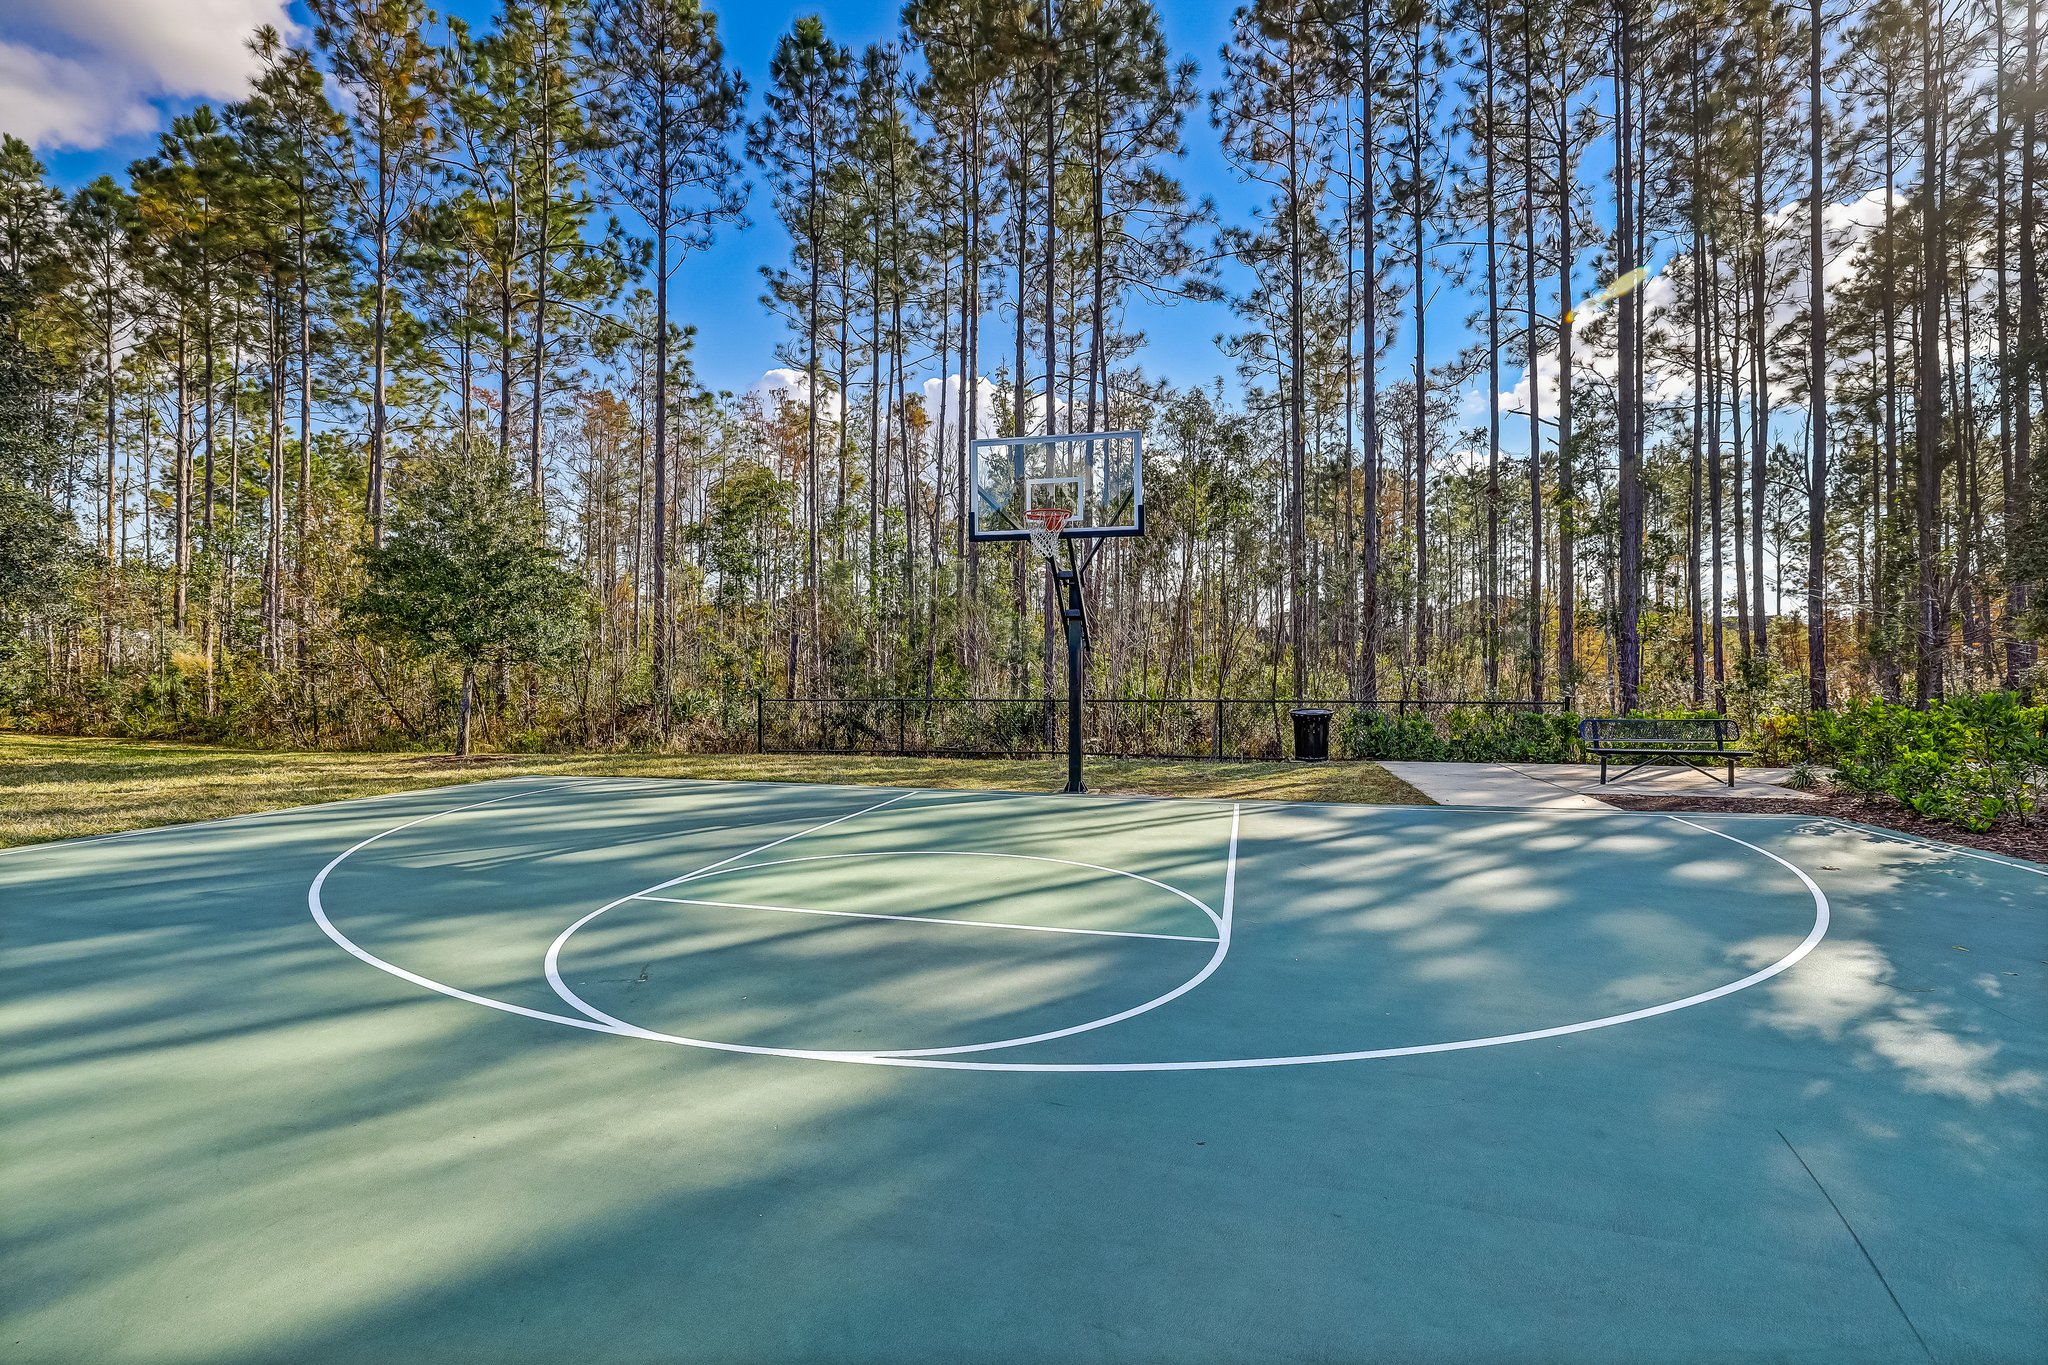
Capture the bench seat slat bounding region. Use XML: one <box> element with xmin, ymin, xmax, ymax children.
<box><xmin>1588</xmin><ymin>745</ymin><xmax>1754</xmax><ymax>757</ymax></box>
<box><xmin>1577</xmin><ymin>717</ymin><xmax>1748</xmax><ymax>787</ymax></box>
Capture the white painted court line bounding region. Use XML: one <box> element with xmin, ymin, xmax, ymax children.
<box><xmin>311</xmin><ymin>793</ymin><xmax>1829</xmax><ymax>1073</ymax></box>
<box><xmin>633</xmin><ymin>894</ymin><xmax>1218</xmax><ymax>943</ymax></box>
<box><xmin>857</xmin><ymin>811</ymin><xmax>1825</xmax><ymax>1072</ymax></box>
<box><xmin>309</xmin><ymin>782</ymin><xmax>640</xmax><ymax>1035</ymax></box>
<box><xmin>541</xmin><ymin>805</ymin><xmax>1236</xmax><ymax>1059</ymax></box>
<box><xmin>308</xmin><ymin>782</ymin><xmax>908</xmax><ymax>1036</ymax></box>
<box><xmin>542</xmin><ymin>791</ymin><xmax>921</xmax><ymax>1024</ymax></box>
<box><xmin>645</xmin><ymin>850</ymin><xmax>1225</xmax><ymax>933</ymax></box>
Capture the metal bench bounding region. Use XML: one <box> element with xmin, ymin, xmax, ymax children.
<box><xmin>1578</xmin><ymin>716</ymin><xmax>1754</xmax><ymax>787</ymax></box>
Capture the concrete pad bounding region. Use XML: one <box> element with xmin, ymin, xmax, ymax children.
<box><xmin>1381</xmin><ymin>761</ymin><xmax>1614</xmax><ymax>809</ymax></box>
<box><xmin>1383</xmin><ymin>761</ymin><xmax>1819</xmax><ymax>808</ymax></box>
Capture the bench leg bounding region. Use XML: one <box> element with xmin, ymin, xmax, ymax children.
<box><xmin>1599</xmin><ymin>756</ymin><xmax>1608</xmax><ymax>784</ymax></box>
<box><xmin>1725</xmin><ymin>759</ymin><xmax>1735</xmax><ymax>788</ymax></box>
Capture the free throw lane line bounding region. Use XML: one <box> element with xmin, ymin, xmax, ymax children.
<box><xmin>634</xmin><ymin>894</ymin><xmax>1217</xmax><ymax>943</ymax></box>
<box><xmin>626</xmin><ymin>849</ymin><xmax>1223</xmax><ymax>933</ymax></box>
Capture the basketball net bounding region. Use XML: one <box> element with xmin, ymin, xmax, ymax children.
<box><xmin>1024</xmin><ymin>506</ymin><xmax>1070</xmax><ymax>563</ymax></box>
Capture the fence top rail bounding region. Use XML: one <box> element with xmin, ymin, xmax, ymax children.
<box><xmin>763</xmin><ymin>696</ymin><xmax>1566</xmax><ymax>707</ymax></box>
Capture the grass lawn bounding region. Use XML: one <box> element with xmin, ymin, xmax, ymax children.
<box><xmin>0</xmin><ymin>734</ymin><xmax>1429</xmax><ymax>848</ymax></box>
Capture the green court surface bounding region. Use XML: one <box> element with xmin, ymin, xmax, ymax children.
<box><xmin>4</xmin><ymin>777</ymin><xmax>2043</xmax><ymax>1363</ymax></box>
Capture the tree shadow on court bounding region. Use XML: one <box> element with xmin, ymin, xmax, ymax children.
<box><xmin>3</xmin><ymin>790</ymin><xmax>2042</xmax><ymax>1363</ymax></box>
<box><xmin>1</xmin><ymin>780</ymin><xmax>1243</xmax><ymax>1355</ymax></box>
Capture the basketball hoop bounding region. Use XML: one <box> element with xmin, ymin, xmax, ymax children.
<box><xmin>1023</xmin><ymin>506</ymin><xmax>1070</xmax><ymax>562</ymax></box>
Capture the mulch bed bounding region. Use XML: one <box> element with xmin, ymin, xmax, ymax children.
<box><xmin>1598</xmin><ymin>790</ymin><xmax>2046</xmax><ymax>865</ymax></box>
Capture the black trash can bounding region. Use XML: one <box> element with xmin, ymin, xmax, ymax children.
<box><xmin>1289</xmin><ymin>707</ymin><xmax>1333</xmax><ymax>762</ymax></box>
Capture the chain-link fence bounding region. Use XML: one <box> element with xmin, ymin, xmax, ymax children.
<box><xmin>752</xmin><ymin>696</ymin><xmax>1565</xmax><ymax>761</ymax></box>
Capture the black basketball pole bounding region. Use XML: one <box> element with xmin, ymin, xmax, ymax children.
<box><xmin>1057</xmin><ymin>566</ymin><xmax>1086</xmax><ymax>793</ymax></box>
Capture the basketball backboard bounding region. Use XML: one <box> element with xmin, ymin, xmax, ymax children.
<box><xmin>968</xmin><ymin>430</ymin><xmax>1143</xmax><ymax>542</ymax></box>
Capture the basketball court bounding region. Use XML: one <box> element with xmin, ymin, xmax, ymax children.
<box><xmin>4</xmin><ymin>774</ymin><xmax>2042</xmax><ymax>1362</ymax></box>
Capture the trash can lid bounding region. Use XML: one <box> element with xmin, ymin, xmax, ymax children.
<box><xmin>1289</xmin><ymin>707</ymin><xmax>1333</xmax><ymax>717</ymax></box>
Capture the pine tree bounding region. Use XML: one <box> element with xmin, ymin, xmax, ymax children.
<box><xmin>582</xmin><ymin>0</ymin><xmax>747</xmax><ymax>720</ymax></box>
<box><xmin>1216</xmin><ymin>0</ymin><xmax>1340</xmax><ymax>700</ymax></box>
<box><xmin>309</xmin><ymin>0</ymin><xmax>439</xmax><ymax>546</ymax></box>
<box><xmin>750</xmin><ymin>16</ymin><xmax>855</xmax><ymax>686</ymax></box>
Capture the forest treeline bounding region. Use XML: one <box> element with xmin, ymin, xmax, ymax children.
<box><xmin>0</xmin><ymin>0</ymin><xmax>2043</xmax><ymax>750</ymax></box>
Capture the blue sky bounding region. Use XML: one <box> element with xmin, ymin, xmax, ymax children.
<box><xmin>11</xmin><ymin>0</ymin><xmax>1497</xmax><ymax>416</ymax></box>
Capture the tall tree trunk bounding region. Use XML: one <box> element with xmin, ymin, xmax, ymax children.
<box><xmin>1805</xmin><ymin>0</ymin><xmax>1828</xmax><ymax>709</ymax></box>
<box><xmin>805</xmin><ymin>101</ymin><xmax>823</xmax><ymax>691</ymax></box>
<box><xmin>1732</xmin><ymin>301</ymin><xmax>1751</xmax><ymax>659</ymax></box>
<box><xmin>457</xmin><ymin>661</ymin><xmax>475</xmax><ymax>756</ymax></box>
<box><xmin>1709</xmin><ymin>244</ymin><xmax>1726</xmax><ymax>702</ymax></box>
<box><xmin>651</xmin><ymin>148</ymin><xmax>672</xmax><ymax>730</ymax></box>
<box><xmin>1360</xmin><ymin>9</ymin><xmax>1382</xmax><ymax>702</ymax></box>
<box><xmin>1288</xmin><ymin>87</ymin><xmax>1308</xmax><ymax>700</ymax></box>
<box><xmin>1750</xmin><ymin>174</ymin><xmax>1769</xmax><ymax>658</ymax></box>
<box><xmin>266</xmin><ymin>291</ymin><xmax>285</xmax><ymax>670</ymax></box>
<box><xmin>296</xmin><ymin>204</ymin><xmax>314</xmax><ymax>690</ymax></box>
<box><xmin>1482</xmin><ymin>0</ymin><xmax>1501</xmax><ymax>695</ymax></box>
<box><xmin>201</xmin><ymin>285</ymin><xmax>216</xmax><ymax>538</ymax></box>
<box><xmin>175</xmin><ymin>319</ymin><xmax>191</xmax><ymax>633</ymax></box>
<box><xmin>1555</xmin><ymin>101</ymin><xmax>1576</xmax><ymax>698</ymax></box>
<box><xmin>1914</xmin><ymin>0</ymin><xmax>1944</xmax><ymax>704</ymax></box>
<box><xmin>1410</xmin><ymin>19</ymin><xmax>1430</xmax><ymax>679</ymax></box>
<box><xmin>2008</xmin><ymin>0</ymin><xmax>2040</xmax><ymax>678</ymax></box>
<box><xmin>370</xmin><ymin>204</ymin><xmax>389</xmax><ymax>545</ymax></box>
<box><xmin>1615</xmin><ymin>0</ymin><xmax>1642</xmax><ymax>712</ymax></box>
<box><xmin>530</xmin><ymin>14</ymin><xmax>554</xmax><ymax>495</ymax></box>
<box><xmin>1523</xmin><ymin>8</ymin><xmax>1543</xmax><ymax>703</ymax></box>
<box><xmin>1688</xmin><ymin>20</ymin><xmax>1707</xmax><ymax>705</ymax></box>
<box><xmin>1044</xmin><ymin>4</ymin><xmax>1059</xmax><ymax>440</ymax></box>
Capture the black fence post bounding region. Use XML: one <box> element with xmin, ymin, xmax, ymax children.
<box><xmin>755</xmin><ymin>693</ymin><xmax>764</xmax><ymax>754</ymax></box>
<box><xmin>896</xmin><ymin>699</ymin><xmax>907</xmax><ymax>755</ymax></box>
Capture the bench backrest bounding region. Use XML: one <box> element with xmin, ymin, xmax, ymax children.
<box><xmin>1579</xmin><ymin>716</ymin><xmax>1739</xmax><ymax>750</ymax></box>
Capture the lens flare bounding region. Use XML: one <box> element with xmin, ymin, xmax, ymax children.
<box><xmin>1565</xmin><ymin>266</ymin><xmax>1651</xmax><ymax>324</ymax></box>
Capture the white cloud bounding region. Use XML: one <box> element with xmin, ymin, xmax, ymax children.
<box><xmin>0</xmin><ymin>40</ymin><xmax>153</xmax><ymax>147</ymax></box>
<box><xmin>919</xmin><ymin>373</ymin><xmax>1002</xmax><ymax>452</ymax></box>
<box><xmin>1</xmin><ymin>0</ymin><xmax>295</xmax><ymax>150</ymax></box>
<box><xmin>748</xmin><ymin>368</ymin><xmax>845</xmax><ymax>425</ymax></box>
<box><xmin>750</xmin><ymin>368</ymin><xmax>1012</xmax><ymax>455</ymax></box>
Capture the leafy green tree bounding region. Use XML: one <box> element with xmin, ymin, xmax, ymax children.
<box><xmin>0</xmin><ymin>270</ymin><xmax>80</xmax><ymax>645</ymax></box>
<box><xmin>0</xmin><ymin>136</ymin><xmax>68</xmax><ymax>342</ymax></box>
<box><xmin>349</xmin><ymin>447</ymin><xmax>584</xmax><ymax>753</ymax></box>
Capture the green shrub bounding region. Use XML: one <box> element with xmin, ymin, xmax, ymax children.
<box><xmin>1335</xmin><ymin>709</ymin><xmax>1445</xmax><ymax>761</ymax></box>
<box><xmin>1748</xmin><ymin>711</ymin><xmax>1815</xmax><ymax>767</ymax></box>
<box><xmin>1809</xmin><ymin>692</ymin><xmax>2046</xmax><ymax>831</ymax></box>
<box><xmin>1444</xmin><ymin>710</ymin><xmax>1583</xmax><ymax>763</ymax></box>
<box><xmin>1335</xmin><ymin>707</ymin><xmax>1581</xmax><ymax>763</ymax></box>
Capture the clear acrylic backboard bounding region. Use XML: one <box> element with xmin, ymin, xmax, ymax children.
<box><xmin>968</xmin><ymin>431</ymin><xmax>1143</xmax><ymax>543</ymax></box>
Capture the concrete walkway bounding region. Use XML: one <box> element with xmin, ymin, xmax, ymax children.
<box><xmin>1382</xmin><ymin>760</ymin><xmax>1819</xmax><ymax>810</ymax></box>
